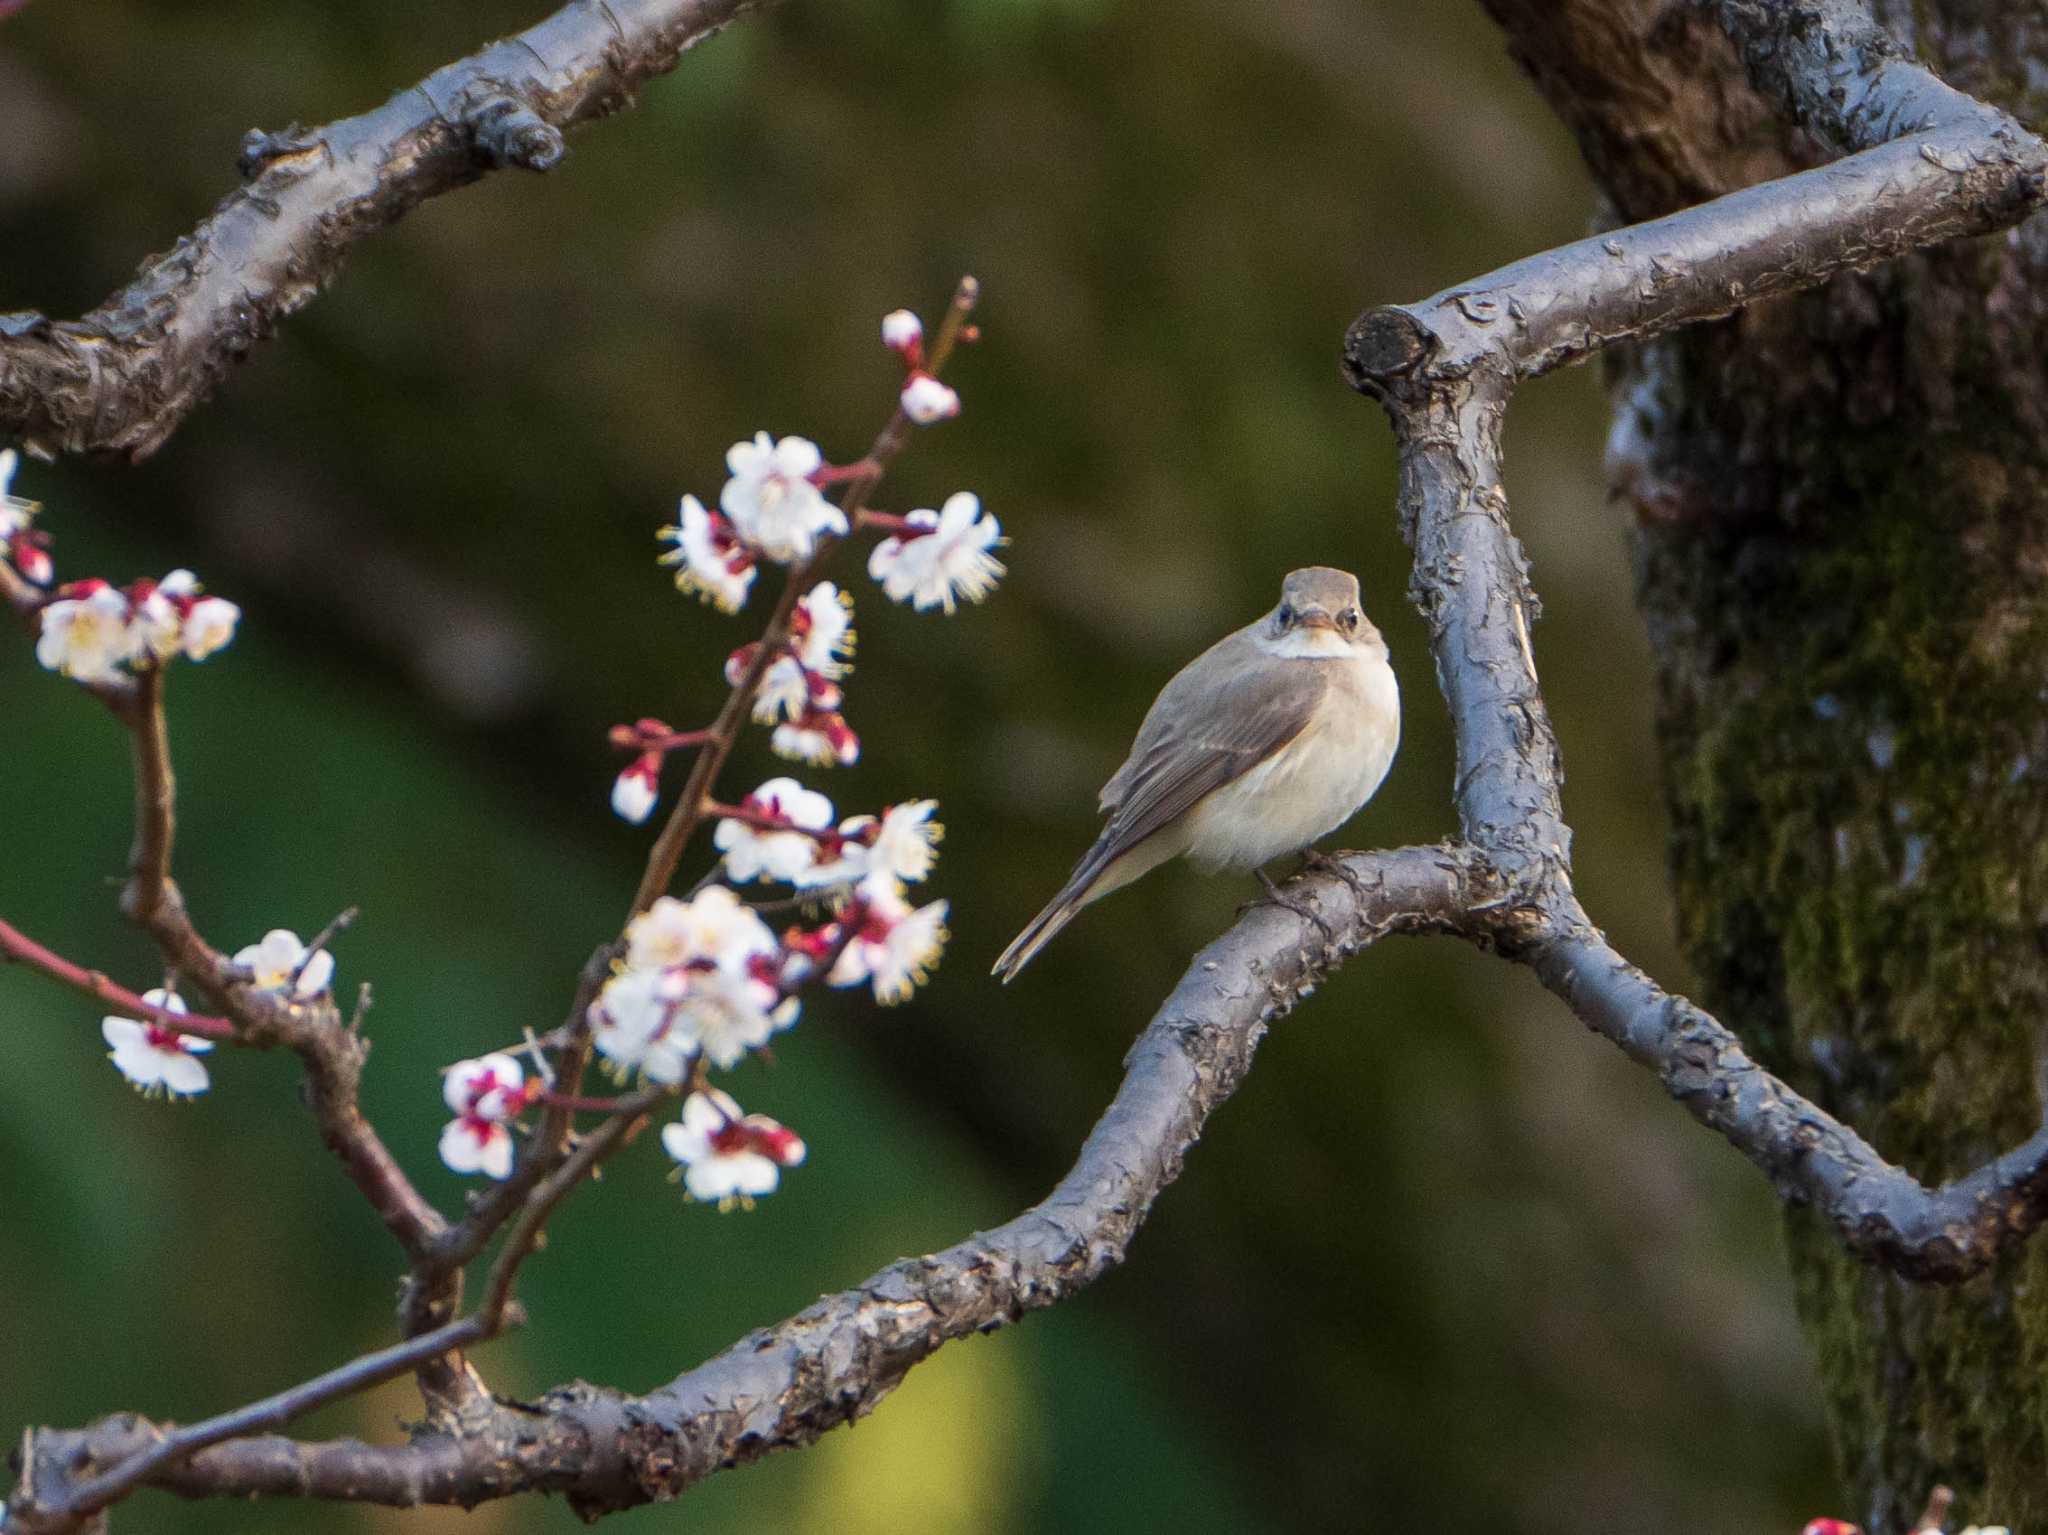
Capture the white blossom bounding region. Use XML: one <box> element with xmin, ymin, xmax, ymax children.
<box><xmin>793</xmin><ymin>582</ymin><xmax>855</xmax><ymax>678</ymax></box>
<box><xmin>597</xmin><ymin>889</ymin><xmax>791</xmax><ymax>1078</ymax></box>
<box><xmin>659</xmin><ymin>494</ymin><xmax>756</xmax><ymax>613</ymax></box>
<box><xmin>842</xmin><ymin>800</ymin><xmax>942</xmax><ymax>887</ymax></box>
<box><xmin>128</xmin><ymin>581</ymin><xmax>186</xmax><ymax>664</ymax></box>
<box><xmin>180</xmin><ymin>596</ymin><xmax>241</xmax><ymax>661</ymax></box>
<box><xmin>0</xmin><ymin>448</ymin><xmax>37</xmax><ymax>539</ymax></box>
<box><xmin>880</xmin><ymin>309</ymin><xmax>924</xmax><ymax>351</ymax></box>
<box><xmin>35</xmin><ymin>583</ymin><xmax>131</xmax><ymax>684</ymax></box>
<box><xmin>233</xmin><ymin>929</ymin><xmax>335</xmax><ymax>999</ymax></box>
<box><xmin>720</xmin><ymin>433</ymin><xmax>847</xmax><ymax>563</ymax></box>
<box><xmin>828</xmin><ymin>881</ymin><xmax>949</xmax><ymax>1003</ymax></box>
<box><xmin>868</xmin><ymin>492</ymin><xmax>1006</xmax><ymax>614</ymax></box>
<box><xmin>588</xmin><ymin>964</ymin><xmax>697</xmax><ymax>1083</ymax></box>
<box><xmin>771</xmin><ymin>710</ymin><xmax>860</xmax><ymax>768</ymax></box>
<box><xmin>438</xmin><ymin>1053</ymin><xmax>530</xmax><ymax>1179</ymax></box>
<box><xmin>661</xmin><ymin>1087</ymin><xmax>806</xmax><ymax>1206</ymax></box>
<box><xmin>713</xmin><ymin>777</ymin><xmax>836</xmax><ymax>884</ymax></box>
<box><xmin>899</xmin><ymin>373</ymin><xmax>961</xmax><ymax>425</ymax></box>
<box><xmin>101</xmin><ymin>989</ymin><xmax>213</xmax><ymax>1098</ymax></box>
<box><xmin>673</xmin><ymin>965</ymin><xmax>790</xmax><ymax>1070</ymax></box>
<box><xmin>623</xmin><ymin>887</ymin><xmax>778</xmax><ymax>973</ymax></box>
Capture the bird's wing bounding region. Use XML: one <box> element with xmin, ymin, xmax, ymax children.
<box><xmin>1101</xmin><ymin>628</ymin><xmax>1258</xmax><ymax>814</ymax></box>
<box><xmin>1086</xmin><ymin>641</ymin><xmax>1328</xmax><ymax>876</ymax></box>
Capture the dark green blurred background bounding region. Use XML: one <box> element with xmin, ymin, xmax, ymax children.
<box><xmin>0</xmin><ymin>2</ymin><xmax>1838</xmax><ymax>1529</ymax></box>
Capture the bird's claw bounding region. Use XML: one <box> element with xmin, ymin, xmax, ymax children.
<box><xmin>1300</xmin><ymin>848</ymin><xmax>1373</xmax><ymax>908</ymax></box>
<box><xmin>1244</xmin><ymin>868</ymin><xmax>1338</xmax><ymax>949</ymax></box>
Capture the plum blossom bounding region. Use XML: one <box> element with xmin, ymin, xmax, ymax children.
<box><xmin>771</xmin><ymin>708</ymin><xmax>860</xmax><ymax>768</ymax></box>
<box><xmin>713</xmin><ymin>777</ymin><xmax>837</xmax><ymax>884</ymax></box>
<box><xmin>661</xmin><ymin>1088</ymin><xmax>806</xmax><ymax>1206</ymax></box>
<box><xmin>1</xmin><ymin>449</ymin><xmax>50</xmax><ymax>585</ymax></box>
<box><xmin>720</xmin><ymin>433</ymin><xmax>847</xmax><ymax>563</ymax></box>
<box><xmin>612</xmin><ymin>752</ymin><xmax>662</xmax><ymax>824</ymax></box>
<box><xmin>127</xmin><ymin>571</ymin><xmax>196</xmax><ymax>664</ymax></box>
<box><xmin>660</xmin><ymin>494</ymin><xmax>756</xmax><ymax>613</ymax></box>
<box><xmin>841</xmin><ymin>800</ymin><xmax>942</xmax><ymax>887</ymax></box>
<box><xmin>623</xmin><ymin>886</ymin><xmax>776</xmax><ymax>972</ymax></box>
<box><xmin>180</xmin><ymin>596</ymin><xmax>241</xmax><ymax>660</ymax></box>
<box><xmin>828</xmin><ymin>880</ymin><xmax>949</xmax><ymax>1003</ymax></box>
<box><xmin>0</xmin><ymin>449</ymin><xmax>30</xmax><ymax>537</ymax></box>
<box><xmin>233</xmin><ymin>928</ymin><xmax>335</xmax><ymax>999</ymax></box>
<box><xmin>588</xmin><ymin>964</ymin><xmax>698</xmax><ymax>1083</ymax></box>
<box><xmin>438</xmin><ymin>1053</ymin><xmax>535</xmax><ymax>1179</ymax></box>
<box><xmin>595</xmin><ymin>889</ymin><xmax>794</xmax><ymax>1076</ymax></box>
<box><xmin>899</xmin><ymin>373</ymin><xmax>960</xmax><ymax>425</ymax></box>
<box><xmin>34</xmin><ymin>570</ymin><xmax>240</xmax><ymax>682</ymax></box>
<box><xmin>35</xmin><ymin>582</ymin><xmax>131</xmax><ymax>684</ymax></box>
<box><xmin>731</xmin><ymin>582</ymin><xmax>856</xmax><ymax>725</ymax></box>
<box><xmin>101</xmin><ymin>990</ymin><xmax>213</xmax><ymax>1098</ymax></box>
<box><xmin>880</xmin><ymin>309</ymin><xmax>923</xmax><ymax>353</ymax></box>
<box><xmin>868</xmin><ymin>492</ymin><xmax>1005</xmax><ymax>613</ymax></box>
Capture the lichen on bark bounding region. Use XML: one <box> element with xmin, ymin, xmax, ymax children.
<box><xmin>1486</xmin><ymin>0</ymin><xmax>2048</xmax><ymax>1526</ymax></box>
<box><xmin>1627</xmin><ymin>250</ymin><xmax>2048</xmax><ymax>1529</ymax></box>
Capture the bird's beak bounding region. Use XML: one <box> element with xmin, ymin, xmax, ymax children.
<box><xmin>1293</xmin><ymin>607</ymin><xmax>1339</xmax><ymax>631</ymax></box>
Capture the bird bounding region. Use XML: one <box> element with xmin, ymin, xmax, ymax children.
<box><xmin>992</xmin><ymin>566</ymin><xmax>1400</xmax><ymax>981</ymax></box>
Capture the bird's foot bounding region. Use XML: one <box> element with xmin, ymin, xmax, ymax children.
<box><xmin>1242</xmin><ymin>867</ymin><xmax>1338</xmax><ymax>949</ymax></box>
<box><xmin>1299</xmin><ymin>848</ymin><xmax>1373</xmax><ymax>908</ymax></box>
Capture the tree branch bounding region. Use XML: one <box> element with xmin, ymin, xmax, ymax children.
<box><xmin>10</xmin><ymin>1315</ymin><xmax>500</xmax><ymax>1534</ymax></box>
<box><xmin>23</xmin><ymin>1</ymin><xmax>2048</xmax><ymax>1524</ymax></box>
<box><xmin>0</xmin><ymin>914</ymin><xmax>234</xmax><ymax>1038</ymax></box>
<box><xmin>8</xmin><ymin>846</ymin><xmax>1477</xmax><ymax>1520</ymax></box>
<box><xmin>1343</xmin><ymin>0</ymin><xmax>2048</xmax><ymax>1286</ymax></box>
<box><xmin>0</xmin><ymin>0</ymin><xmax>768</xmax><ymax>461</ymax></box>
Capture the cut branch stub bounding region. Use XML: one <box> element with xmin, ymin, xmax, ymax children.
<box><xmin>1341</xmin><ymin>307</ymin><xmax>1434</xmax><ymax>395</ymax></box>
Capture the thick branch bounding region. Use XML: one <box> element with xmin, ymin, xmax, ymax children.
<box><xmin>1344</xmin><ymin>118</ymin><xmax>2046</xmax><ymax>389</ymax></box>
<box><xmin>0</xmin><ymin>0</ymin><xmax>766</xmax><ymax>460</ymax></box>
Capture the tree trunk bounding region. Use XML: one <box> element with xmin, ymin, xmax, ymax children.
<box><xmin>1484</xmin><ymin>2</ymin><xmax>2048</xmax><ymax>1528</ymax></box>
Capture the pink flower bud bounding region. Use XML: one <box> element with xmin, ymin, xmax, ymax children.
<box><xmin>612</xmin><ymin>753</ymin><xmax>662</xmax><ymax>824</ymax></box>
<box><xmin>881</xmin><ymin>309</ymin><xmax>924</xmax><ymax>352</ymax></box>
<box><xmin>899</xmin><ymin>373</ymin><xmax>960</xmax><ymax>426</ymax></box>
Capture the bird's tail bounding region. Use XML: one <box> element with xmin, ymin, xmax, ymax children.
<box><xmin>992</xmin><ymin>828</ymin><xmax>1177</xmax><ymax>983</ymax></box>
<box><xmin>990</xmin><ymin>876</ymin><xmax>1092</xmax><ymax>984</ymax></box>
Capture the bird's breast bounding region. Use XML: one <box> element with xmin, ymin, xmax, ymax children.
<box><xmin>1183</xmin><ymin>653</ymin><xmax>1400</xmax><ymax>872</ymax></box>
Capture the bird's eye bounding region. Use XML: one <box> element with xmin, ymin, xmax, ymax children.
<box><xmin>1340</xmin><ymin>608</ymin><xmax>1361</xmax><ymax>631</ymax></box>
<box><xmin>1277</xmin><ymin>604</ymin><xmax>1295</xmax><ymax>627</ymax></box>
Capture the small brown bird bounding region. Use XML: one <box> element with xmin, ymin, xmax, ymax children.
<box><xmin>993</xmin><ymin>566</ymin><xmax>1400</xmax><ymax>981</ymax></box>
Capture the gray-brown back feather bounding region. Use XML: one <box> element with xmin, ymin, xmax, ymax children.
<box><xmin>1078</xmin><ymin>628</ymin><xmax>1326</xmax><ymax>893</ymax></box>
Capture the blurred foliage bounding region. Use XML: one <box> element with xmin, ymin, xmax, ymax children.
<box><xmin>1</xmin><ymin>1</ymin><xmax>1838</xmax><ymax>1530</ymax></box>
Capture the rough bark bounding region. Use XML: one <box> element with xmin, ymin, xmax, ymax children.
<box><xmin>1486</xmin><ymin>1</ymin><xmax>2048</xmax><ymax>1526</ymax></box>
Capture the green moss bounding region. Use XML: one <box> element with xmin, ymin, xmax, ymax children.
<box><xmin>1634</xmin><ymin>243</ymin><xmax>2048</xmax><ymax>1524</ymax></box>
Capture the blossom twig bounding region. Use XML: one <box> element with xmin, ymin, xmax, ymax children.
<box><xmin>123</xmin><ymin>669</ymin><xmax>174</xmax><ymax>923</ymax></box>
<box><xmin>0</xmin><ymin>916</ymin><xmax>234</xmax><ymax>1039</ymax></box>
<box><xmin>628</xmin><ymin>275</ymin><xmax>979</xmax><ymax>917</ymax></box>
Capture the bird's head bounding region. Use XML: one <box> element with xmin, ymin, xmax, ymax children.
<box><xmin>1266</xmin><ymin>566</ymin><xmax>1379</xmax><ymax>657</ymax></box>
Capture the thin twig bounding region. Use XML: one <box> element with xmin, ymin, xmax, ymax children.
<box><xmin>123</xmin><ymin>668</ymin><xmax>174</xmax><ymax>920</ymax></box>
<box><xmin>44</xmin><ymin>1313</ymin><xmax>499</xmax><ymax>1524</ymax></box>
<box><xmin>477</xmin><ymin>1086</ymin><xmax>670</xmax><ymax>1331</ymax></box>
<box><xmin>0</xmin><ymin>915</ymin><xmax>234</xmax><ymax>1038</ymax></box>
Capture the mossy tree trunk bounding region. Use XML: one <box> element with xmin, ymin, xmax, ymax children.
<box><xmin>1484</xmin><ymin>3</ymin><xmax>2048</xmax><ymax>1527</ymax></box>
